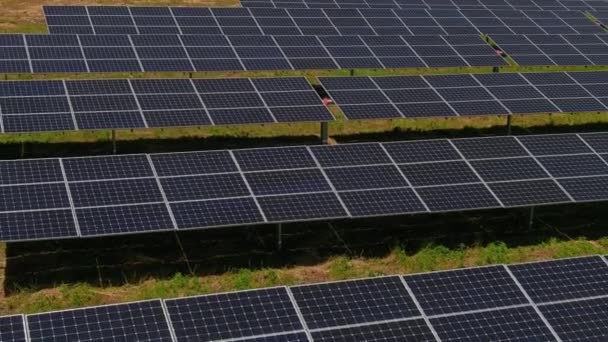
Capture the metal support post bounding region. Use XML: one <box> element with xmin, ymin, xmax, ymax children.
<box><xmin>20</xmin><ymin>141</ymin><xmax>25</xmax><ymax>158</ymax></box>
<box><xmin>493</xmin><ymin>66</ymin><xmax>500</xmax><ymax>73</ymax></box>
<box><xmin>189</xmin><ymin>72</ymin><xmax>193</xmax><ymax>78</ymax></box>
<box><xmin>528</xmin><ymin>207</ymin><xmax>535</xmax><ymax>230</ymax></box>
<box><xmin>277</xmin><ymin>223</ymin><xmax>282</xmax><ymax>251</ymax></box>
<box><xmin>320</xmin><ymin>122</ymin><xmax>329</xmax><ymax>144</ymax></box>
<box><xmin>506</xmin><ymin>115</ymin><xmax>512</xmax><ymax>136</ymax></box>
<box><xmin>111</xmin><ymin>130</ymin><xmax>117</xmax><ymax>154</ymax></box>
<box><xmin>350</xmin><ymin>69</ymin><xmax>355</xmax><ymax>76</ymax></box>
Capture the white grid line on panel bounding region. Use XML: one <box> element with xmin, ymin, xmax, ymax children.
<box><xmin>367</xmin><ymin>76</ymin><xmax>409</xmax><ymax>118</ymax></box>
<box><xmin>564</xmin><ymin>70</ymin><xmax>608</xmax><ymax>111</ymax></box>
<box><xmin>387</xmin><ymin>9</ymin><xmax>414</xmax><ymax>35</ymax></box>
<box><xmin>401</xmin><ymin>36</ymin><xmax>432</xmax><ymax>67</ymax></box>
<box><xmin>188</xmin><ymin>78</ymin><xmax>215</xmax><ymax>125</ymax></box>
<box><xmin>469</xmin><ymin>73</ymin><xmax>513</xmax><ymax>114</ymax></box>
<box><xmin>419</xmin><ymin>75</ymin><xmax>462</xmax><ymax>116</ymax></box>
<box><xmin>306</xmin><ymin>315</ymin><xmax>425</xmax><ymax>333</ymax></box>
<box><xmin>176</xmin><ymin>35</ymin><xmax>197</xmax><ymax>71</ymax></box>
<box><xmin>58</xmin><ymin>159</ymin><xmax>82</xmax><ymax>237</ymax></box>
<box><xmin>84</xmin><ymin>5</ymin><xmax>96</xmax><ymax>34</ymax></box>
<box><xmin>512</xmin><ymin>136</ymin><xmax>576</xmax><ymax>202</ymax></box>
<box><xmin>222</xmin><ymin>329</ymin><xmax>311</xmax><ymax>342</ymax></box>
<box><xmin>126</xmin><ymin>35</ymin><xmax>145</xmax><ymax>72</ymax></box>
<box><xmin>271</xmin><ymin>36</ymin><xmax>297</xmax><ymax>70</ymax></box>
<box><xmin>447</xmin><ymin>139</ymin><xmax>506</xmax><ymax>207</ymax></box>
<box><xmin>22</xmin><ymin>314</ymin><xmax>31</xmax><ymax>342</ymax></box>
<box><xmin>286</xmin><ymin>287</ymin><xmax>315</xmax><ymax>342</ymax></box>
<box><xmin>21</xmin><ymin>35</ymin><xmax>33</xmax><ymax>73</ymax></box>
<box><xmin>398</xmin><ymin>276</ymin><xmax>442</xmax><ymax>341</ymax></box>
<box><xmin>146</xmin><ymin>154</ymin><xmax>178</xmax><ymax>230</ymax></box>
<box><xmin>248</xmin><ymin>78</ymin><xmax>280</xmax><ymax>123</ymax></box>
<box><xmin>126</xmin><ymin>78</ymin><xmax>149</xmax><ymax>128</ymax></box>
<box><xmin>535</xmin><ymin>293</ymin><xmax>608</xmax><ymax>307</ymax></box>
<box><xmin>228</xmin><ymin>150</ymin><xmax>269</xmax><ymax>222</ymax></box>
<box><xmin>167</xmin><ymin>8</ymin><xmax>184</xmax><ymax>35</ymax></box>
<box><xmin>305</xmin><ymin>145</ymin><xmax>353</xmax><ymax>217</ymax></box>
<box><xmin>62</xmin><ymin>80</ymin><xmax>80</xmax><ymax>130</ymax></box>
<box><xmin>423</xmin><ymin>9</ymin><xmax>450</xmax><ymax>35</ymax></box>
<box><xmin>439</xmin><ymin>35</ymin><xmax>473</xmax><ymax>67</ymax></box>
<box><xmin>75</xmin><ymin>35</ymin><xmax>91</xmax><ymax>73</ymax></box>
<box><xmin>160</xmin><ymin>300</ymin><xmax>179</xmax><ymax>342</ymax></box>
<box><xmin>126</xmin><ymin>6</ymin><xmax>141</xmax><ymax>34</ymax></box>
<box><xmin>575</xmin><ymin>133</ymin><xmax>608</xmax><ymax>168</ymax></box>
<box><xmin>378</xmin><ymin>143</ymin><xmax>431</xmax><ymax>212</ymax></box>
<box><xmin>502</xmin><ymin>265</ymin><xmax>564</xmax><ymax>342</ymax></box>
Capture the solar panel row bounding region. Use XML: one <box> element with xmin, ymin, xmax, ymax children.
<box><xmin>492</xmin><ymin>33</ymin><xmax>608</xmax><ymax>65</ymax></box>
<box><xmin>321</xmin><ymin>71</ymin><xmax>608</xmax><ymax>119</ymax></box>
<box><xmin>0</xmin><ymin>33</ymin><xmax>505</xmax><ymax>73</ymax></box>
<box><xmin>43</xmin><ymin>6</ymin><xmax>603</xmax><ymax>36</ymax></box>
<box><xmin>240</xmin><ymin>0</ymin><xmax>608</xmax><ymax>10</ymax></box>
<box><xmin>0</xmin><ymin>77</ymin><xmax>332</xmax><ymax>133</ymax></box>
<box><xmin>6</xmin><ymin>255</ymin><xmax>608</xmax><ymax>341</ymax></box>
<box><xmin>3</xmin><ymin>132</ymin><xmax>608</xmax><ymax>242</ymax></box>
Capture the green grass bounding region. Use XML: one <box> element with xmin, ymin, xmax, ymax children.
<box><xmin>3</xmin><ymin>237</ymin><xmax>608</xmax><ymax>314</ymax></box>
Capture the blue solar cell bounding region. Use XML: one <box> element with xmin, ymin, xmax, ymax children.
<box><xmin>246</xmin><ymin>169</ymin><xmax>331</xmax><ymax>195</ymax></box>
<box><xmin>162</xmin><ymin>174</ymin><xmax>249</xmax><ymax>201</ymax></box>
<box><xmin>62</xmin><ymin>155</ymin><xmax>153</xmax><ymax>181</ymax></box>
<box><xmin>77</xmin><ymin>203</ymin><xmax>174</xmax><ymax>236</ymax></box>
<box><xmin>27</xmin><ymin>300</ymin><xmax>173</xmax><ymax>342</ymax></box>
<box><xmin>291</xmin><ymin>276</ymin><xmax>420</xmax><ymax>330</ymax></box>
<box><xmin>165</xmin><ymin>288</ymin><xmax>302</xmax><ymax>341</ymax></box>
<box><xmin>70</xmin><ymin>178</ymin><xmax>163</xmax><ymax>207</ymax></box>
<box><xmin>0</xmin><ymin>210</ymin><xmax>77</xmax><ymax>241</ymax></box>
<box><xmin>258</xmin><ymin>192</ymin><xmax>347</xmax><ymax>221</ymax></box>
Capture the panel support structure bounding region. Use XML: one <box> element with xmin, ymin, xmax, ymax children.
<box><xmin>277</xmin><ymin>223</ymin><xmax>283</xmax><ymax>251</ymax></box>
<box><xmin>349</xmin><ymin>69</ymin><xmax>355</xmax><ymax>76</ymax></box>
<box><xmin>320</xmin><ymin>122</ymin><xmax>329</xmax><ymax>144</ymax></box>
<box><xmin>493</xmin><ymin>66</ymin><xmax>501</xmax><ymax>73</ymax></box>
<box><xmin>111</xmin><ymin>130</ymin><xmax>117</xmax><ymax>154</ymax></box>
<box><xmin>528</xmin><ymin>206</ymin><xmax>535</xmax><ymax>230</ymax></box>
<box><xmin>20</xmin><ymin>141</ymin><xmax>25</xmax><ymax>158</ymax></box>
<box><xmin>506</xmin><ymin>115</ymin><xmax>512</xmax><ymax>136</ymax></box>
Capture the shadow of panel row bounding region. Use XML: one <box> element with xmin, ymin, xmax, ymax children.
<box><xmin>3</xmin><ymin>255</ymin><xmax>608</xmax><ymax>341</ymax></box>
<box><xmin>2</xmin><ymin>131</ymin><xmax>608</xmax><ymax>242</ymax></box>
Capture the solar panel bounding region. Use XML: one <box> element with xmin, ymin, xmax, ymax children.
<box><xmin>14</xmin><ymin>250</ymin><xmax>608</xmax><ymax>339</ymax></box>
<box><xmin>0</xmin><ymin>315</ymin><xmax>26</xmax><ymax>342</ymax></box>
<box><xmin>164</xmin><ymin>287</ymin><xmax>305</xmax><ymax>341</ymax></box>
<box><xmin>0</xmin><ymin>32</ymin><xmax>505</xmax><ymax>73</ymax></box>
<box><xmin>290</xmin><ymin>276</ymin><xmax>420</xmax><ymax>329</ymax></box>
<box><xmin>76</xmin><ymin>203</ymin><xmax>175</xmax><ymax>236</ymax></box>
<box><xmin>6</xmin><ymin>132</ymin><xmax>608</xmax><ymax>242</ymax></box>
<box><xmin>27</xmin><ymin>300</ymin><xmax>173</xmax><ymax>342</ymax></box>
<box><xmin>405</xmin><ymin>265</ymin><xmax>529</xmax><ymax>316</ymax></box>
<box><xmin>310</xmin><ymin>319</ymin><xmax>437</xmax><ymax>341</ymax></box>
<box><xmin>322</xmin><ymin>72</ymin><xmax>608</xmax><ymax>121</ymax></box>
<box><xmin>429</xmin><ymin>306</ymin><xmax>556</xmax><ymax>341</ymax></box>
<box><xmin>539</xmin><ymin>296</ymin><xmax>608</xmax><ymax>341</ymax></box>
<box><xmin>0</xmin><ymin>77</ymin><xmax>332</xmax><ymax>133</ymax></box>
<box><xmin>491</xmin><ymin>33</ymin><xmax>608</xmax><ymax>66</ymax></box>
<box><xmin>415</xmin><ymin>183</ymin><xmax>501</xmax><ymax>211</ymax></box>
<box><xmin>488</xmin><ymin>179</ymin><xmax>572</xmax><ymax>206</ymax></box>
<box><xmin>257</xmin><ymin>192</ymin><xmax>348</xmax><ymax>221</ymax></box>
<box><xmin>508</xmin><ymin>256</ymin><xmax>608</xmax><ymax>303</ymax></box>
